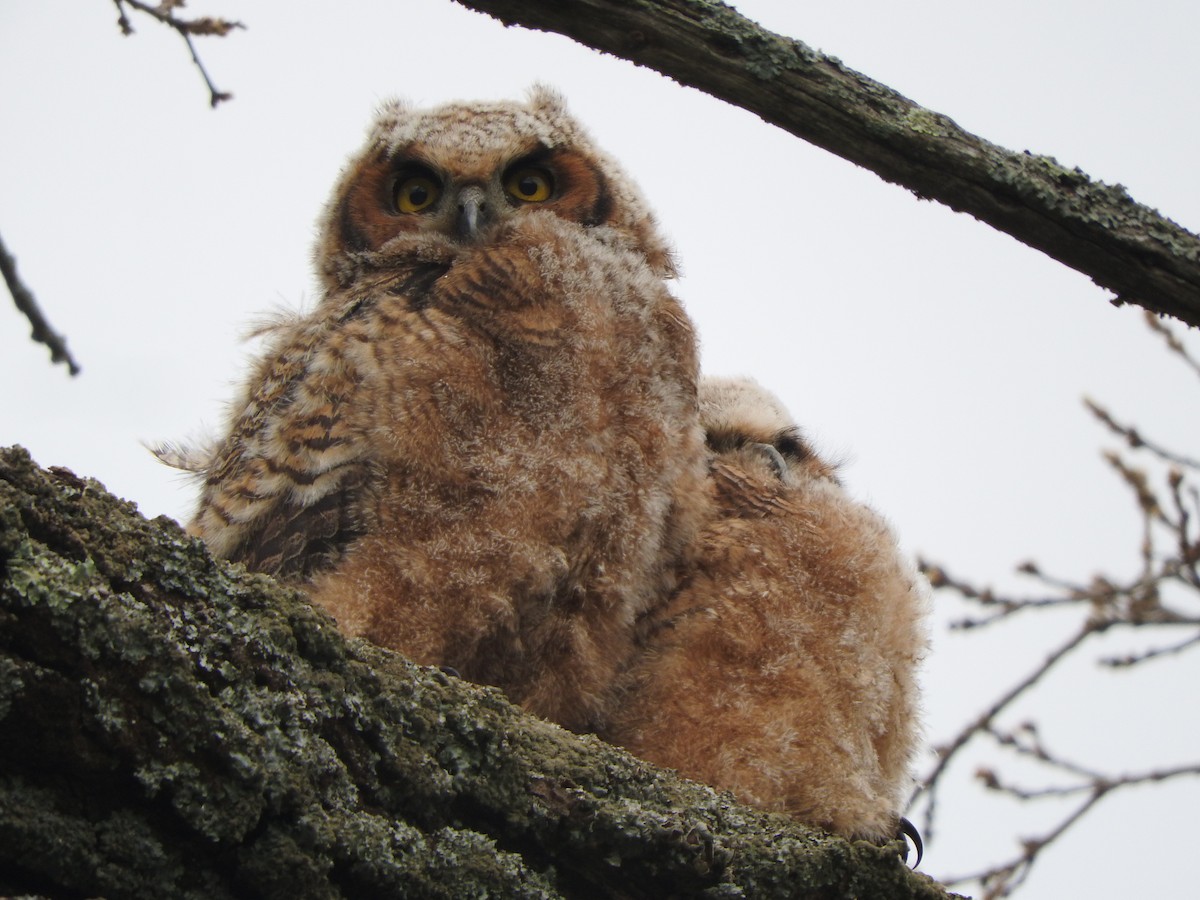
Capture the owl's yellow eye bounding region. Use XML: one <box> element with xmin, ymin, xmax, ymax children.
<box><xmin>394</xmin><ymin>174</ymin><xmax>441</xmax><ymax>214</ymax></box>
<box><xmin>504</xmin><ymin>167</ymin><xmax>553</xmax><ymax>203</ymax></box>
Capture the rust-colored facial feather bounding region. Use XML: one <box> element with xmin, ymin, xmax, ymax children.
<box><xmin>334</xmin><ymin>145</ymin><xmax>615</xmax><ymax>255</ymax></box>
<box><xmin>312</xmin><ymin>89</ymin><xmax>677</xmax><ymax>292</ymax></box>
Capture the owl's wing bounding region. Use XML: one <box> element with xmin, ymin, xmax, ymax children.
<box><xmin>191</xmin><ymin>415</ymin><xmax>378</xmax><ymax>581</ymax></box>
<box><xmin>229</xmin><ymin>462</ymin><xmax>375</xmax><ymax>579</ymax></box>
<box><xmin>184</xmin><ymin>295</ymin><xmax>394</xmax><ymax>580</ymax></box>
<box><xmin>191</xmin><ymin>260</ymin><xmax>457</xmax><ymax>579</ymax></box>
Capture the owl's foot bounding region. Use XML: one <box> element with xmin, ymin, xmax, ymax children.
<box><xmin>749</xmin><ymin>441</ymin><xmax>790</xmax><ymax>480</ymax></box>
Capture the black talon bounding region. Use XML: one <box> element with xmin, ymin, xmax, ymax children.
<box><xmin>898</xmin><ymin>816</ymin><xmax>923</xmax><ymax>868</ymax></box>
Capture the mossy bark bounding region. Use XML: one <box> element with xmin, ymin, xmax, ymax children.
<box><xmin>0</xmin><ymin>446</ymin><xmax>958</xmax><ymax>899</ymax></box>
<box><xmin>454</xmin><ymin>0</ymin><xmax>1200</xmax><ymax>328</ymax></box>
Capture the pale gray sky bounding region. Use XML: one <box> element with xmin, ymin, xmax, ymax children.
<box><xmin>3</xmin><ymin>2</ymin><xmax>1198</xmax><ymax>895</ymax></box>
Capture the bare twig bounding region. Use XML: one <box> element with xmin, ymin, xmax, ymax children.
<box><xmin>946</xmin><ymin>749</ymin><xmax>1200</xmax><ymax>899</ymax></box>
<box><xmin>912</xmin><ymin>622</ymin><xmax>1100</xmax><ymax>840</ymax></box>
<box><xmin>987</xmin><ymin>722</ymin><xmax>1106</xmax><ymax>784</ymax></box>
<box><xmin>918</xmin><ymin>561</ymin><xmax>1075</xmax><ymax>628</ymax></box>
<box><xmin>1166</xmin><ymin>469</ymin><xmax>1200</xmax><ymax>587</ymax></box>
<box><xmin>111</xmin><ymin>0</ymin><xmax>243</xmax><ymax>107</ymax></box>
<box><xmin>918</xmin><ymin>558</ymin><xmax>1154</xmax><ymax>630</ymax></box>
<box><xmin>1146</xmin><ymin>312</ymin><xmax>1200</xmax><ymax>380</ymax></box>
<box><xmin>1101</xmin><ymin>630</ymin><xmax>1200</xmax><ymax>667</ymax></box>
<box><xmin>916</xmin><ymin>322</ymin><xmax>1200</xmax><ymax>894</ymax></box>
<box><xmin>943</xmin><ymin>787</ymin><xmax>1106</xmax><ymax>899</ymax></box>
<box><xmin>0</xmin><ymin>230</ymin><xmax>80</xmax><ymax>376</ymax></box>
<box><xmin>1085</xmin><ymin>398</ymin><xmax>1200</xmax><ymax>471</ymax></box>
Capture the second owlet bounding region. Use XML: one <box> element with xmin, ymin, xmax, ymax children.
<box><xmin>605</xmin><ymin>377</ymin><xmax>928</xmax><ymax>842</ymax></box>
<box><xmin>169</xmin><ymin>88</ymin><xmax>710</xmax><ymax>732</ymax></box>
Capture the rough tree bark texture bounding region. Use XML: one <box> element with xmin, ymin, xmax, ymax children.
<box><xmin>0</xmin><ymin>447</ymin><xmax>957</xmax><ymax>899</ymax></box>
<box><xmin>453</xmin><ymin>0</ymin><xmax>1200</xmax><ymax>328</ymax></box>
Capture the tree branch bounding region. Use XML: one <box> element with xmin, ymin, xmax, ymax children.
<box><xmin>912</xmin><ymin>622</ymin><xmax>1099</xmax><ymax>841</ymax></box>
<box><xmin>0</xmin><ymin>446</ymin><xmax>957</xmax><ymax>899</ymax></box>
<box><xmin>1085</xmin><ymin>397</ymin><xmax>1200</xmax><ymax>471</ymax></box>
<box><xmin>111</xmin><ymin>0</ymin><xmax>243</xmax><ymax>107</ymax></box>
<box><xmin>0</xmin><ymin>230</ymin><xmax>80</xmax><ymax>376</ymax></box>
<box><xmin>913</xmin><ymin>317</ymin><xmax>1200</xmax><ymax>894</ymax></box>
<box><xmin>452</xmin><ymin>0</ymin><xmax>1200</xmax><ymax>327</ymax></box>
<box><xmin>949</xmin><ymin>725</ymin><xmax>1200</xmax><ymax>899</ymax></box>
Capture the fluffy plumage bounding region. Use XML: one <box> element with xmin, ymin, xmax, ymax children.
<box><xmin>605</xmin><ymin>376</ymin><xmax>928</xmax><ymax>840</ymax></box>
<box><xmin>171</xmin><ymin>88</ymin><xmax>709</xmax><ymax>731</ymax></box>
<box><xmin>166</xmin><ymin>91</ymin><xmax>927</xmax><ymax>843</ymax></box>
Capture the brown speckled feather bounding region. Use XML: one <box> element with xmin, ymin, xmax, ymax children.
<box><xmin>171</xmin><ymin>89</ymin><xmax>709</xmax><ymax>735</ymax></box>
<box><xmin>605</xmin><ymin>377</ymin><xmax>928</xmax><ymax>841</ymax></box>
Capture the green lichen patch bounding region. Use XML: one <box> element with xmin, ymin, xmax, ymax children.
<box><xmin>0</xmin><ymin>445</ymin><xmax>956</xmax><ymax>899</ymax></box>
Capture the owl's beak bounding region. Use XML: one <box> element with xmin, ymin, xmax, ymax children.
<box><xmin>456</xmin><ymin>186</ymin><xmax>488</xmax><ymax>241</ymax></box>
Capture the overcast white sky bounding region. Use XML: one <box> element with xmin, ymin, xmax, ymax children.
<box><xmin>3</xmin><ymin>2</ymin><xmax>1198</xmax><ymax>895</ymax></box>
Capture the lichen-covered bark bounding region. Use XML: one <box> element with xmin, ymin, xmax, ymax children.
<box><xmin>0</xmin><ymin>446</ymin><xmax>958</xmax><ymax>898</ymax></box>
<box><xmin>453</xmin><ymin>0</ymin><xmax>1200</xmax><ymax>328</ymax></box>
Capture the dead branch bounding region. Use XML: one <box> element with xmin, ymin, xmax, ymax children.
<box><xmin>1086</xmin><ymin>399</ymin><xmax>1200</xmax><ymax>473</ymax></box>
<box><xmin>0</xmin><ymin>446</ymin><xmax>958</xmax><ymax>899</ymax></box>
<box><xmin>0</xmin><ymin>230</ymin><xmax>80</xmax><ymax>376</ymax></box>
<box><xmin>914</xmin><ymin>622</ymin><xmax>1100</xmax><ymax>842</ymax></box>
<box><xmin>945</xmin><ymin>725</ymin><xmax>1200</xmax><ymax>899</ymax></box>
<box><xmin>1147</xmin><ymin>311</ymin><xmax>1200</xmax><ymax>377</ymax></box>
<box><xmin>111</xmin><ymin>0</ymin><xmax>243</xmax><ymax>107</ymax></box>
<box><xmin>914</xmin><ymin>318</ymin><xmax>1200</xmax><ymax>896</ymax></box>
<box><xmin>452</xmin><ymin>0</ymin><xmax>1200</xmax><ymax>327</ymax></box>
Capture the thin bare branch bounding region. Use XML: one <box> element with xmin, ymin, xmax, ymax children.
<box><xmin>943</xmin><ymin>788</ymin><xmax>1104</xmax><ymax>899</ymax></box>
<box><xmin>1085</xmin><ymin>397</ymin><xmax>1200</xmax><ymax>470</ymax></box>
<box><xmin>111</xmin><ymin>0</ymin><xmax>243</xmax><ymax>107</ymax></box>
<box><xmin>1101</xmin><ymin>630</ymin><xmax>1200</xmax><ymax>667</ymax></box>
<box><xmin>988</xmin><ymin>722</ymin><xmax>1106</xmax><ymax>782</ymax></box>
<box><xmin>918</xmin><ymin>318</ymin><xmax>1200</xmax><ymax>894</ymax></box>
<box><xmin>1166</xmin><ymin>470</ymin><xmax>1200</xmax><ymax>587</ymax></box>
<box><xmin>912</xmin><ymin>622</ymin><xmax>1100</xmax><ymax>840</ymax></box>
<box><xmin>0</xmin><ymin>230</ymin><xmax>80</xmax><ymax>376</ymax></box>
<box><xmin>946</xmin><ymin>758</ymin><xmax>1200</xmax><ymax>899</ymax></box>
<box><xmin>1146</xmin><ymin>312</ymin><xmax>1200</xmax><ymax>379</ymax></box>
<box><xmin>917</xmin><ymin>557</ymin><xmax>1164</xmax><ymax>630</ymax></box>
<box><xmin>919</xmin><ymin>560</ymin><xmax>1079</xmax><ymax>629</ymax></box>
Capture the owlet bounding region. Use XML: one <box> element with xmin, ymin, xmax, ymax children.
<box><xmin>167</xmin><ymin>87</ymin><xmax>709</xmax><ymax>732</ymax></box>
<box><xmin>606</xmin><ymin>377</ymin><xmax>928</xmax><ymax>842</ymax></box>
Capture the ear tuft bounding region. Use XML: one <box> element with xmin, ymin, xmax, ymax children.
<box><xmin>526</xmin><ymin>83</ymin><xmax>568</xmax><ymax>117</ymax></box>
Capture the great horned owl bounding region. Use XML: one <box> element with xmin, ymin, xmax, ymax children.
<box><xmin>605</xmin><ymin>376</ymin><xmax>928</xmax><ymax>842</ymax></box>
<box><xmin>168</xmin><ymin>88</ymin><xmax>709</xmax><ymax>732</ymax></box>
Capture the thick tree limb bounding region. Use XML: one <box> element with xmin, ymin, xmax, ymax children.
<box><xmin>0</xmin><ymin>446</ymin><xmax>957</xmax><ymax>899</ymax></box>
<box><xmin>453</xmin><ymin>0</ymin><xmax>1200</xmax><ymax>327</ymax></box>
